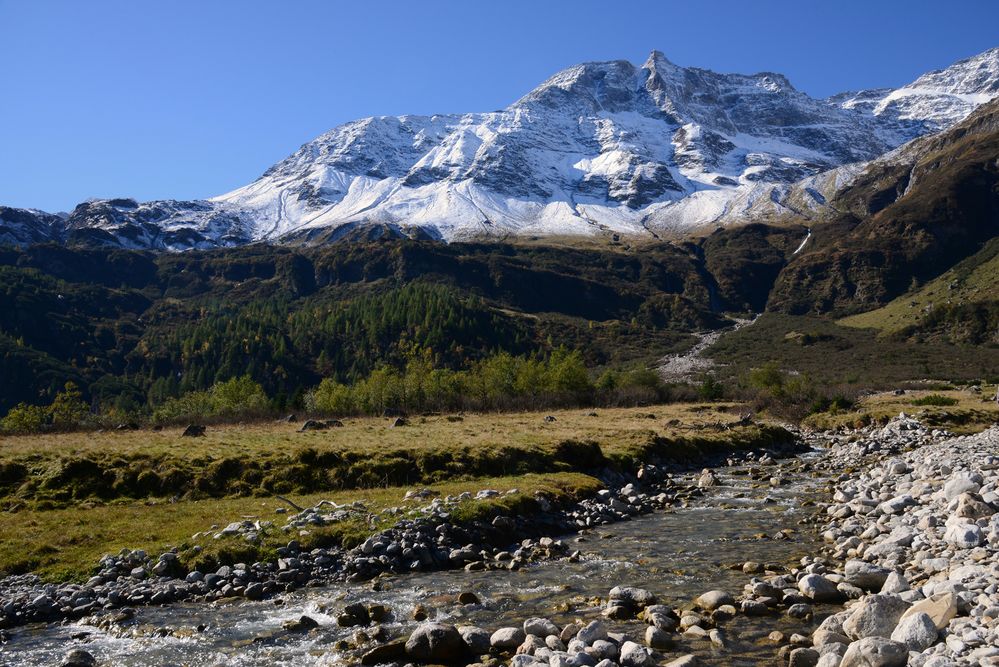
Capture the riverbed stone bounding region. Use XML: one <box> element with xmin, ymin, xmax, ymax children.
<box><xmin>838</xmin><ymin>636</ymin><xmax>908</xmax><ymax>667</ymax></box>
<box><xmin>788</xmin><ymin>603</ymin><xmax>813</xmax><ymax>619</ymax></box>
<box><xmin>812</xmin><ymin>629</ymin><xmax>850</xmax><ymax>647</ymax></box>
<box><xmin>944</xmin><ymin>522</ymin><xmax>984</xmax><ymax>549</ymax></box>
<box><xmin>458</xmin><ymin>591</ymin><xmax>480</xmax><ymax>605</ymax></box>
<box><xmin>663</xmin><ymin>657</ymin><xmax>697</xmax><ymax>667</ymax></box>
<box><xmin>889</xmin><ymin>610</ymin><xmax>938</xmax><ymax>651</ymax></box>
<box><xmin>524</xmin><ymin>617</ymin><xmax>559</xmax><ymax>638</ymax></box>
<box><xmin>694</xmin><ymin>589</ymin><xmax>734</xmax><ymax>611</ymax></box>
<box><xmin>458</xmin><ymin>625</ymin><xmax>491</xmax><ymax>654</ymax></box>
<box><xmin>645</xmin><ymin>626</ymin><xmax>673</xmax><ymax>649</ymax></box>
<box><xmin>576</xmin><ymin>621</ymin><xmax>607</xmax><ymax>645</ymax></box>
<box><xmin>900</xmin><ymin>592</ymin><xmax>957</xmax><ymax>630</ymax></box>
<box><xmin>282</xmin><ymin>615</ymin><xmax>318</xmax><ymax>632</ymax></box>
<box><xmin>609</xmin><ymin>586</ymin><xmax>657</xmax><ymax>610</ymax></box>
<box><xmin>943</xmin><ymin>475</ymin><xmax>980</xmax><ymax>500</ymax></box>
<box><xmin>697</xmin><ymin>469</ymin><xmax>718</xmax><ymax>488</ymax></box>
<box><xmin>879</xmin><ymin>572</ymin><xmax>909</xmax><ymax>595</ymax></box>
<box><xmin>405</xmin><ymin>623</ymin><xmax>466</xmax><ymax>662</ymax></box>
<box><xmin>619</xmin><ymin>641</ymin><xmax>653</xmax><ymax>667</ymax></box>
<box><xmin>588</xmin><ymin>639</ymin><xmax>618</xmax><ymax>660</ymax></box>
<box><xmin>798</xmin><ymin>574</ymin><xmax>844</xmax><ymax>602</ymax></box>
<box><xmin>490</xmin><ymin>626</ymin><xmax>527</xmax><ymax>651</ymax></box>
<box><xmin>954</xmin><ymin>492</ymin><xmax>993</xmax><ymax>519</ymax></box>
<box><xmin>843</xmin><ymin>594</ymin><xmax>910</xmax><ymax>640</ymax></box>
<box><xmin>560</xmin><ymin>623</ymin><xmax>582</xmax><ymax>643</ymax></box>
<box><xmin>788</xmin><ymin>647</ymin><xmax>820</xmax><ymax>667</ymax></box>
<box><xmin>517</xmin><ymin>634</ymin><xmax>547</xmax><ymax>656</ymax></box>
<box><xmin>361</xmin><ymin>639</ymin><xmax>407</xmax><ymax>665</ymax></box>
<box><xmin>61</xmin><ymin>650</ymin><xmax>96</xmax><ymax>667</ymax></box>
<box><xmin>844</xmin><ymin>560</ymin><xmax>891</xmax><ymax>591</ymax></box>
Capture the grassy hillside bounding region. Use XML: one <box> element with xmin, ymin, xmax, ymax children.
<box><xmin>840</xmin><ymin>237</ymin><xmax>999</xmax><ymax>339</ymax></box>
<box><xmin>768</xmin><ymin>98</ymin><xmax>999</xmax><ymax>316</ymax></box>
<box><xmin>707</xmin><ymin>313</ymin><xmax>999</xmax><ymax>386</ymax></box>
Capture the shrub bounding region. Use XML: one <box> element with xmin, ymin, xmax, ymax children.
<box><xmin>0</xmin><ymin>382</ymin><xmax>91</xmax><ymax>434</ymax></box>
<box><xmin>49</xmin><ymin>382</ymin><xmax>90</xmax><ymax>428</ymax></box>
<box><xmin>152</xmin><ymin>375</ymin><xmax>268</xmax><ymax>424</ymax></box>
<box><xmin>209</xmin><ymin>376</ymin><xmax>268</xmax><ymax>416</ymax></box>
<box><xmin>911</xmin><ymin>394</ymin><xmax>959</xmax><ymax>407</ymax></box>
<box><xmin>698</xmin><ymin>375</ymin><xmax>725</xmax><ymax>401</ymax></box>
<box><xmin>0</xmin><ymin>403</ymin><xmax>49</xmax><ymax>434</ymax></box>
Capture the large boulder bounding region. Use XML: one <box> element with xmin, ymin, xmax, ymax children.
<box><xmin>838</xmin><ymin>637</ymin><xmax>908</xmax><ymax>667</ymax></box>
<box><xmin>889</xmin><ymin>611</ymin><xmax>938</xmax><ymax>651</ymax></box>
<box><xmin>694</xmin><ymin>590</ymin><xmax>735</xmax><ymax>611</ymax></box>
<box><xmin>944</xmin><ymin>521</ymin><xmax>984</xmax><ymax>549</ymax></box>
<box><xmin>844</xmin><ymin>560</ymin><xmax>891</xmax><ymax>591</ymax></box>
<box><xmin>490</xmin><ymin>626</ymin><xmax>526</xmax><ymax>650</ymax></box>
<box><xmin>843</xmin><ymin>595</ymin><xmax>910</xmax><ymax>640</ymax></box>
<box><xmin>798</xmin><ymin>574</ymin><xmax>844</xmax><ymax>602</ymax></box>
<box><xmin>405</xmin><ymin>623</ymin><xmax>466</xmax><ymax>663</ymax></box>
<box><xmin>899</xmin><ymin>592</ymin><xmax>957</xmax><ymax>630</ymax></box>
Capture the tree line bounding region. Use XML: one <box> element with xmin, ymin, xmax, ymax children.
<box><xmin>0</xmin><ymin>348</ymin><xmax>679</xmax><ymax>434</ymax></box>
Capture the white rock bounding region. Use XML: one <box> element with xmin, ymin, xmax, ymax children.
<box><xmin>890</xmin><ymin>611</ymin><xmax>938</xmax><ymax>651</ymax></box>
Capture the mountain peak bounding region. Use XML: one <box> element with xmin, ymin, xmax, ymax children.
<box><xmin>5</xmin><ymin>46</ymin><xmax>999</xmax><ymax>250</ymax></box>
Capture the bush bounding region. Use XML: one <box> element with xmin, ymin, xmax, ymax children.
<box><xmin>0</xmin><ymin>382</ymin><xmax>91</xmax><ymax>434</ymax></box>
<box><xmin>49</xmin><ymin>382</ymin><xmax>90</xmax><ymax>428</ymax></box>
<box><xmin>809</xmin><ymin>394</ymin><xmax>856</xmax><ymax>415</ymax></box>
<box><xmin>911</xmin><ymin>394</ymin><xmax>959</xmax><ymax>407</ymax></box>
<box><xmin>152</xmin><ymin>375</ymin><xmax>268</xmax><ymax>424</ymax></box>
<box><xmin>698</xmin><ymin>375</ymin><xmax>725</xmax><ymax>401</ymax></box>
<box><xmin>0</xmin><ymin>403</ymin><xmax>49</xmax><ymax>434</ymax></box>
<box><xmin>209</xmin><ymin>376</ymin><xmax>268</xmax><ymax>416</ymax></box>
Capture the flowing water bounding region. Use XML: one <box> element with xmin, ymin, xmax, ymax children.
<box><xmin>0</xmin><ymin>456</ymin><xmax>828</xmax><ymax>666</ymax></box>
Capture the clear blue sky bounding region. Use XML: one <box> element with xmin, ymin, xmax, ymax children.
<box><xmin>2</xmin><ymin>0</ymin><xmax>997</xmax><ymax>212</ymax></box>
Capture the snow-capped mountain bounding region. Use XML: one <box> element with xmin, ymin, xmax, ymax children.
<box><xmin>0</xmin><ymin>207</ymin><xmax>65</xmax><ymax>248</ymax></box>
<box><xmin>4</xmin><ymin>47</ymin><xmax>999</xmax><ymax>249</ymax></box>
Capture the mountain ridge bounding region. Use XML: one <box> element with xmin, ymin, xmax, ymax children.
<box><xmin>3</xmin><ymin>47</ymin><xmax>998</xmax><ymax>251</ymax></box>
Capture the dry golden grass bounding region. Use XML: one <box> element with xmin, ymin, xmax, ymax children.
<box><xmin>804</xmin><ymin>386</ymin><xmax>999</xmax><ymax>434</ymax></box>
<box><xmin>0</xmin><ymin>403</ymin><xmax>748</xmax><ymax>461</ymax></box>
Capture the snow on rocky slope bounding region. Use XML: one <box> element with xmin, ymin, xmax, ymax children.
<box><xmin>4</xmin><ymin>48</ymin><xmax>999</xmax><ymax>249</ymax></box>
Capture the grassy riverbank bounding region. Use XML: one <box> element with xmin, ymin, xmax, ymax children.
<box><xmin>0</xmin><ymin>404</ymin><xmax>783</xmax><ymax>507</ymax></box>
<box><xmin>0</xmin><ymin>403</ymin><xmax>794</xmax><ymax>582</ymax></box>
<box><xmin>804</xmin><ymin>386</ymin><xmax>999</xmax><ymax>434</ymax></box>
<box><xmin>0</xmin><ymin>472</ymin><xmax>603</xmax><ymax>583</ymax></box>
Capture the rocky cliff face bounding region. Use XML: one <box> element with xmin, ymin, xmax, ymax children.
<box><xmin>4</xmin><ymin>48</ymin><xmax>998</xmax><ymax>250</ymax></box>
